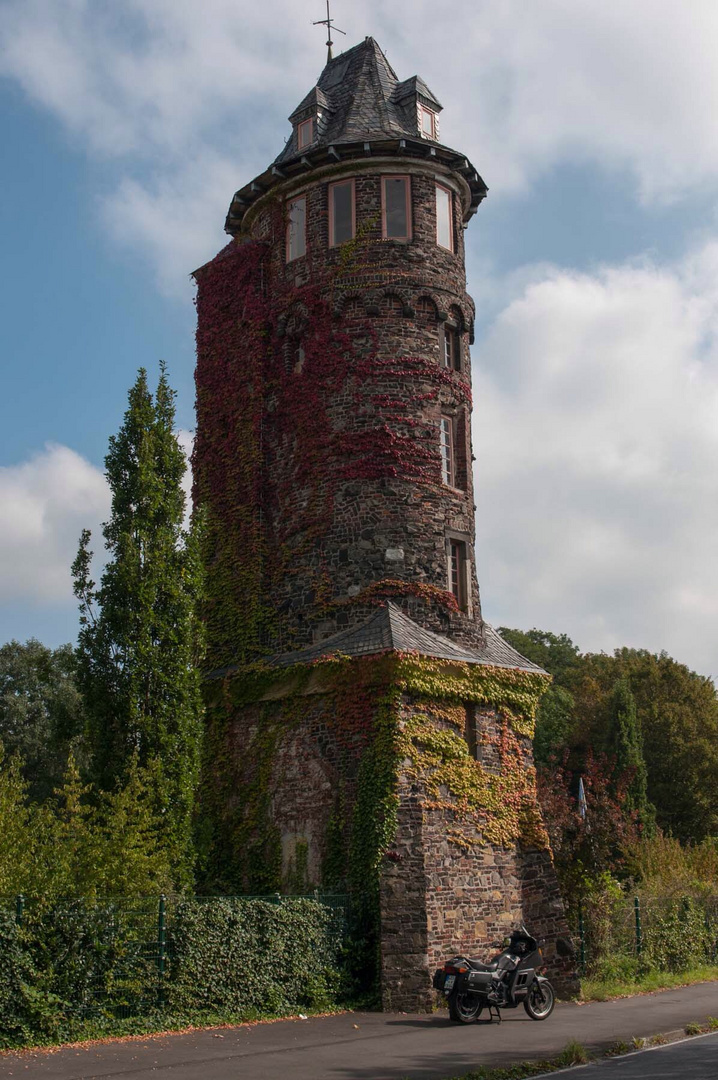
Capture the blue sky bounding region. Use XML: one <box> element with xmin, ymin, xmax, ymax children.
<box><xmin>1</xmin><ymin>1</ymin><xmax>717</xmax><ymax>678</ymax></box>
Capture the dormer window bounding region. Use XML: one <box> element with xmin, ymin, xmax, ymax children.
<box><xmin>297</xmin><ymin>117</ymin><xmax>314</xmax><ymax>150</ymax></box>
<box><xmin>419</xmin><ymin>105</ymin><xmax>437</xmax><ymax>139</ymax></box>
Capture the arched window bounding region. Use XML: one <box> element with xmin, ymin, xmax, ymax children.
<box><xmin>380</xmin><ymin>293</ymin><xmax>404</xmax><ymax>316</ymax></box>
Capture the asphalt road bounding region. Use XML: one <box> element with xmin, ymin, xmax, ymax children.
<box><xmin>539</xmin><ymin>1029</ymin><xmax>718</xmax><ymax>1078</ymax></box>
<box><xmin>1</xmin><ymin>982</ymin><xmax>717</xmax><ymax>1080</ymax></box>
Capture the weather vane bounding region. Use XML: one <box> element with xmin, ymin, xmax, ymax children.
<box><xmin>313</xmin><ymin>1</ymin><xmax>346</xmax><ymax>63</ymax></box>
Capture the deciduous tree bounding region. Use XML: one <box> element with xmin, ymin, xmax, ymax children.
<box><xmin>0</xmin><ymin>640</ymin><xmax>86</xmax><ymax>801</ymax></box>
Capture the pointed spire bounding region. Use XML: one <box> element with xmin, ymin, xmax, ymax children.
<box><xmin>313</xmin><ymin>1</ymin><xmax>345</xmax><ymax>65</ymax></box>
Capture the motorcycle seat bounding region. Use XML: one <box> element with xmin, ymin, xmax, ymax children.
<box><xmin>467</xmin><ymin>959</ymin><xmax>498</xmax><ymax>972</ymax></box>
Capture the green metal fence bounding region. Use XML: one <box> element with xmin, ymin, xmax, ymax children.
<box><xmin>574</xmin><ymin>893</ymin><xmax>718</xmax><ymax>976</ymax></box>
<box><xmin>1</xmin><ymin>892</ymin><xmax>350</xmax><ymax>1021</ymax></box>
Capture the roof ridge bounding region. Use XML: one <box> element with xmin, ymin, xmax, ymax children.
<box><xmin>367</xmin><ymin>36</ymin><xmax>399</xmax><ymax>84</ymax></box>
<box><xmin>363</xmin><ymin>38</ymin><xmax>393</xmax><ymax>132</ymax></box>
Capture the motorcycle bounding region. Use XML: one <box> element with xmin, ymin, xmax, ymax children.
<box><xmin>432</xmin><ymin>926</ymin><xmax>556</xmax><ymax>1024</ymax></box>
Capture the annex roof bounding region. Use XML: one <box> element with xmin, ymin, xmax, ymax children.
<box><xmin>266</xmin><ymin>602</ymin><xmax>546</xmax><ymax>674</ymax></box>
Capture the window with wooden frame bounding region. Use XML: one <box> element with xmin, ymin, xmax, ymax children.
<box><xmin>447</xmin><ymin>537</ymin><xmax>469</xmax><ymax>611</ymax></box>
<box><xmin>442</xmin><ymin>323</ymin><xmax>461</xmax><ymax>371</ymax></box>
<box><xmin>286</xmin><ymin>196</ymin><xmax>307</xmax><ymax>262</ymax></box>
<box><xmin>297</xmin><ymin>117</ymin><xmax>314</xmax><ymax>149</ymax></box>
<box><xmin>381</xmin><ymin>176</ymin><xmax>411</xmax><ymax>241</ymax></box>
<box><xmin>329</xmin><ymin>179</ymin><xmax>355</xmax><ymax>247</ymax></box>
<box><xmin>436</xmin><ymin>183</ymin><xmax>453</xmax><ymax>251</ymax></box>
<box><xmin>453</xmin><ymin>408</ymin><xmax>469</xmax><ymax>490</ymax></box>
<box><xmin>440</xmin><ymin>414</ymin><xmax>455</xmax><ymax>487</ymax></box>
<box><xmin>420</xmin><ymin>105</ymin><xmax>438</xmax><ymax>139</ymax></box>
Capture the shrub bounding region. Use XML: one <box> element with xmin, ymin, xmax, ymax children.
<box><xmin>0</xmin><ymin>908</ymin><xmax>35</xmax><ymax>1048</ymax></box>
<box><xmin>167</xmin><ymin>897</ymin><xmax>343</xmax><ymax>1015</ymax></box>
<box><xmin>641</xmin><ymin>896</ymin><xmax>715</xmax><ymax>972</ymax></box>
<box><xmin>22</xmin><ymin>899</ymin><xmax>158</xmax><ymax>1020</ymax></box>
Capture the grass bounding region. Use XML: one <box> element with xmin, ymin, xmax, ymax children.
<box><xmin>441</xmin><ymin>1041</ymin><xmax>591</xmax><ymax>1080</ymax></box>
<box><xmin>580</xmin><ymin>963</ymin><xmax>718</xmax><ymax>1001</ymax></box>
<box><xmin>442</xmin><ymin>1016</ymin><xmax>718</xmax><ymax>1080</ymax></box>
<box><xmin>441</xmin><ymin>1041</ymin><xmax>589</xmax><ymax>1079</ymax></box>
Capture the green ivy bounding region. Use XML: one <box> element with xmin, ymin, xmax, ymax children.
<box><xmin>0</xmin><ymin>909</ymin><xmax>37</xmax><ymax>1049</ymax></box>
<box><xmin>168</xmin><ymin>898</ymin><xmax>343</xmax><ymax>1013</ymax></box>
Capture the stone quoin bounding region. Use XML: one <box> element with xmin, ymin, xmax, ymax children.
<box><xmin>193</xmin><ymin>35</ymin><xmax>577</xmax><ymax>1008</ymax></box>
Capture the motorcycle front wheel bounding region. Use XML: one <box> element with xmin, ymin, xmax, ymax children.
<box><xmin>448</xmin><ymin>989</ymin><xmax>484</xmax><ymax>1023</ymax></box>
<box><xmin>523</xmin><ymin>978</ymin><xmax>555</xmax><ymax>1020</ymax></box>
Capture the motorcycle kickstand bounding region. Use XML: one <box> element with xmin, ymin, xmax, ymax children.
<box><xmin>487</xmin><ymin>1004</ymin><xmax>502</xmax><ymax>1023</ymax></box>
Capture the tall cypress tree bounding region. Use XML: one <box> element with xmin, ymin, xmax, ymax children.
<box><xmin>72</xmin><ymin>366</ymin><xmax>204</xmax><ymax>886</ymax></box>
<box><xmin>606</xmin><ymin>677</ymin><xmax>654</xmax><ymax>831</ymax></box>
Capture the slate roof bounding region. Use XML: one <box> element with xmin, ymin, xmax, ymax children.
<box><xmin>266</xmin><ymin>602</ymin><xmax>546</xmax><ymax>674</ymax></box>
<box><xmin>224</xmin><ymin>37</ymin><xmax>487</xmax><ymax>235</ymax></box>
<box><xmin>275</xmin><ymin>37</ymin><xmax>441</xmax><ymax>165</ymax></box>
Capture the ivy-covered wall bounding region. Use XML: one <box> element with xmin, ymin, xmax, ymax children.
<box><xmin>193</xmin><ymin>163</ymin><xmax>487</xmax><ymax>672</ymax></box>
<box><xmin>193</xmin><ymin>149</ymin><xmax>577</xmax><ymax>1009</ymax></box>
<box><xmin>198</xmin><ymin>650</ymin><xmax>578</xmax><ymax>1007</ymax></box>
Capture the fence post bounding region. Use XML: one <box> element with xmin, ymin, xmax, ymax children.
<box><xmin>157</xmin><ymin>894</ymin><xmax>167</xmax><ymax>1009</ymax></box>
<box><xmin>634</xmin><ymin>896</ymin><xmax>643</xmax><ymax>958</ymax></box>
<box><xmin>15</xmin><ymin>894</ymin><xmax>24</xmax><ymax>927</ymax></box>
<box><xmin>577</xmin><ymin>901</ymin><xmax>586</xmax><ymax>973</ymax></box>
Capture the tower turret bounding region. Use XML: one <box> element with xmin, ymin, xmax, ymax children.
<box><xmin>194</xmin><ymin>37</ymin><xmax>576</xmax><ymax>1010</ymax></box>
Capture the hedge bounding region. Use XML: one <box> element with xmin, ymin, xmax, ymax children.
<box><xmin>168</xmin><ymin>898</ymin><xmax>343</xmax><ymax>1013</ymax></box>
<box><xmin>0</xmin><ymin>895</ymin><xmax>346</xmax><ymax>1049</ymax></box>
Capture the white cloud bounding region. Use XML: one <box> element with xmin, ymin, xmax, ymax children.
<box><xmin>4</xmin><ymin>1</ymin><xmax>718</xmax><ymax>288</ymax></box>
<box><xmin>474</xmin><ymin>243</ymin><xmax>718</xmax><ymax>675</ymax></box>
<box><xmin>0</xmin><ymin>0</ymin><xmax>313</xmax><ymax>159</ymax></box>
<box><xmin>0</xmin><ymin>444</ymin><xmax>109</xmax><ymax>605</ymax></box>
<box><xmin>103</xmin><ymin>155</ymin><xmax>240</xmax><ymax>295</ymax></box>
<box><xmin>0</xmin><ymin>431</ymin><xmax>194</xmax><ymax>610</ymax></box>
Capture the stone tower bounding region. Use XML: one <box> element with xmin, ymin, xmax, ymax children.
<box><xmin>193</xmin><ymin>37</ymin><xmax>576</xmax><ymax>1008</ymax></box>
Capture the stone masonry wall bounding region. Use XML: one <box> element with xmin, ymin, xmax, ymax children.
<box><xmin>206</xmin><ymin>665</ymin><xmax>577</xmax><ymax>1007</ymax></box>
<box><xmin>195</xmin><ymin>158</ymin><xmax>488</xmax><ymax>661</ymax></box>
<box><xmin>207</xmin><ymin>687</ymin><xmax>376</xmax><ymax>894</ymax></box>
<box><xmin>376</xmin><ymin>694</ymin><xmax>579</xmax><ymax>1008</ymax></box>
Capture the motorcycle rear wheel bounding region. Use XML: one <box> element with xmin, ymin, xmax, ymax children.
<box><xmin>523</xmin><ymin>979</ymin><xmax>555</xmax><ymax>1020</ymax></box>
<box><xmin>448</xmin><ymin>989</ymin><xmax>483</xmax><ymax>1023</ymax></box>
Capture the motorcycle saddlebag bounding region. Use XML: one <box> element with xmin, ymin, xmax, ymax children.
<box><xmin>466</xmin><ymin>969</ymin><xmax>493</xmax><ymax>991</ymax></box>
<box><xmin>432</xmin><ymin>968</ymin><xmax>445</xmax><ymax>991</ymax></box>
